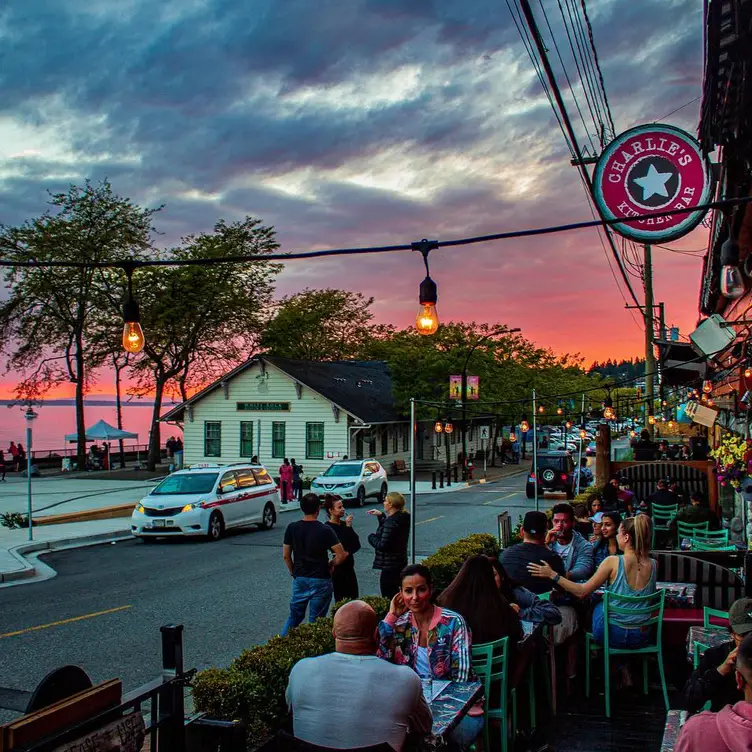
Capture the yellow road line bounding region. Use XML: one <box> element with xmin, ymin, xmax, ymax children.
<box><xmin>483</xmin><ymin>492</ymin><xmax>518</xmax><ymax>506</ymax></box>
<box><xmin>416</xmin><ymin>515</ymin><xmax>445</xmax><ymax>526</ymax></box>
<box><xmin>0</xmin><ymin>605</ymin><xmax>132</xmax><ymax>640</ymax></box>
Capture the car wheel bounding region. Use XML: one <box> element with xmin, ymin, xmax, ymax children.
<box><xmin>259</xmin><ymin>502</ymin><xmax>276</xmax><ymax>530</ymax></box>
<box><xmin>379</xmin><ymin>483</ymin><xmax>388</xmax><ymax>503</ymax></box>
<box><xmin>207</xmin><ymin>511</ymin><xmax>224</xmax><ymax>542</ymax></box>
<box><xmin>356</xmin><ymin>486</ymin><xmax>366</xmax><ymax>507</ymax></box>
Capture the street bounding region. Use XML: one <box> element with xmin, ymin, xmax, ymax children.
<box><xmin>0</xmin><ymin>470</ymin><xmax>552</xmax><ymax>703</ymax></box>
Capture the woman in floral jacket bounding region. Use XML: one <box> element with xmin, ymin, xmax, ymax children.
<box><xmin>377</xmin><ymin>564</ymin><xmax>481</xmax><ymax>749</ymax></box>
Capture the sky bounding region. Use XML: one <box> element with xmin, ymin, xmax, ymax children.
<box><xmin>0</xmin><ymin>0</ymin><xmax>707</xmax><ymax>399</ymax></box>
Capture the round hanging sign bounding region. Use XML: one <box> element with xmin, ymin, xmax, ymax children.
<box><xmin>592</xmin><ymin>124</ymin><xmax>713</xmax><ymax>244</ymax></box>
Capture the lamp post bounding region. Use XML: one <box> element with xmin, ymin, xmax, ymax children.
<box><xmin>459</xmin><ymin>326</ymin><xmax>521</xmax><ymax>480</ymax></box>
<box><xmin>24</xmin><ymin>407</ymin><xmax>37</xmax><ymax>541</ymax></box>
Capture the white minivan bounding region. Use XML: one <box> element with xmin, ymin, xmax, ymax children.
<box><xmin>131</xmin><ymin>463</ymin><xmax>279</xmax><ymax>542</ymax></box>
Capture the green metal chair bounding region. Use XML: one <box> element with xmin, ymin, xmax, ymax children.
<box><xmin>691</xmin><ymin>540</ymin><xmax>735</xmax><ymax>552</ymax></box>
<box><xmin>693</xmin><ymin>607</ymin><xmax>730</xmax><ymax>668</ymax></box>
<box><xmin>585</xmin><ymin>589</ymin><xmax>669</xmax><ymax>717</ymax></box>
<box><xmin>535</xmin><ymin>591</ymin><xmax>557</xmax><ymax>713</ymax></box>
<box><xmin>676</xmin><ymin>521</ymin><xmax>710</xmax><ymax>547</ymax></box>
<box><xmin>472</xmin><ymin>637</ymin><xmax>511</xmax><ymax>752</ymax></box>
<box><xmin>692</xmin><ymin>528</ymin><xmax>730</xmax><ymax>544</ymax></box>
<box><xmin>651</xmin><ymin>503</ymin><xmax>678</xmax><ymax>547</ymax></box>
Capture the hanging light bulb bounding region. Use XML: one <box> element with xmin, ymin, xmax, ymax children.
<box><xmin>720</xmin><ymin>237</ymin><xmax>745</xmax><ymax>299</ymax></box>
<box><xmin>509</xmin><ymin>432</ymin><xmax>517</xmax><ymax>442</ymax></box>
<box><xmin>701</xmin><ymin>393</ymin><xmax>708</xmax><ymax>403</ymax></box>
<box><xmin>630</xmin><ymin>430</ymin><xmax>636</xmax><ymax>438</ymax></box>
<box><xmin>444</xmin><ymin>421</ymin><xmax>454</xmax><ymax>434</ymax></box>
<box><xmin>565</xmin><ymin>421</ymin><xmax>572</xmax><ymax>429</ymax></box>
<box><xmin>668</xmin><ymin>420</ymin><xmax>674</xmax><ymax>429</ymax></box>
<box><xmin>707</xmin><ymin>398</ymin><xmax>714</xmax><ymax>407</ymax></box>
<box><xmin>434</xmin><ymin>421</ymin><xmax>444</xmax><ymax>433</ymax></box>
<box><xmin>538</xmin><ymin>405</ymin><xmax>545</xmax><ymax>414</ymax></box>
<box><xmin>745</xmin><ymin>367</ymin><xmax>752</xmax><ymax>379</ymax></box>
<box><xmin>413</xmin><ymin>239</ymin><xmax>440</xmax><ymax>335</ymax></box>
<box><xmin>122</xmin><ymin>265</ymin><xmax>145</xmax><ymax>354</ymax></box>
<box><xmin>662</xmin><ymin>400</ymin><xmax>667</xmax><ymax>407</ymax></box>
<box><xmin>520</xmin><ymin>419</ymin><xmax>530</xmax><ymax>433</ymax></box>
<box><xmin>579</xmin><ymin>428</ymin><xmax>587</xmax><ymax>439</ymax></box>
<box><xmin>702</xmin><ymin>380</ymin><xmax>713</xmax><ymax>394</ymax></box>
<box><xmin>556</xmin><ymin>406</ymin><xmax>563</xmax><ymax>415</ymax></box>
<box><xmin>648</xmin><ymin>415</ymin><xmax>656</xmax><ymax>425</ymax></box>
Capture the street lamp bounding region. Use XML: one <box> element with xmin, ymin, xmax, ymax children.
<box><xmin>459</xmin><ymin>326</ymin><xmax>521</xmax><ymax>479</ymax></box>
<box><xmin>24</xmin><ymin>407</ymin><xmax>37</xmax><ymax>540</ymax></box>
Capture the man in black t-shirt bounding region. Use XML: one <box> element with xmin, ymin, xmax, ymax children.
<box><xmin>282</xmin><ymin>493</ymin><xmax>346</xmax><ymax>636</ymax></box>
<box><xmin>500</xmin><ymin>511</ymin><xmax>565</xmax><ymax>594</ymax></box>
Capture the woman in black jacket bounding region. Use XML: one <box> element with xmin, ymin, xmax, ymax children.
<box><xmin>367</xmin><ymin>491</ymin><xmax>410</xmax><ymax>598</ymax></box>
<box><xmin>323</xmin><ymin>494</ymin><xmax>361</xmax><ymax>602</ymax></box>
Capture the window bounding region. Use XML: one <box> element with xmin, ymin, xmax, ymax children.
<box><xmin>402</xmin><ymin>425</ymin><xmax>409</xmax><ymax>452</ymax></box>
<box><xmin>253</xmin><ymin>467</ymin><xmax>274</xmax><ymax>485</ymax></box>
<box><xmin>306</xmin><ymin>422</ymin><xmax>325</xmax><ymax>460</ymax></box>
<box><xmin>235</xmin><ymin>469</ymin><xmax>258</xmax><ymax>488</ymax></box>
<box><xmin>219</xmin><ymin>471</ymin><xmax>237</xmax><ymax>493</ymax></box>
<box><xmin>272</xmin><ymin>422</ymin><xmax>286</xmax><ymax>458</ymax></box>
<box><xmin>239</xmin><ymin>422</ymin><xmax>254</xmax><ymax>457</ymax></box>
<box><xmin>204</xmin><ymin>422</ymin><xmax>221</xmax><ymax>457</ymax></box>
<box><xmin>381</xmin><ymin>428</ymin><xmax>388</xmax><ymax>456</ymax></box>
<box><xmin>392</xmin><ymin>428</ymin><xmax>398</xmax><ymax>454</ymax></box>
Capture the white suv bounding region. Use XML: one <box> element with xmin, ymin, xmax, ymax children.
<box><xmin>131</xmin><ymin>463</ymin><xmax>279</xmax><ymax>542</ymax></box>
<box><xmin>310</xmin><ymin>459</ymin><xmax>388</xmax><ymax>507</ymax></box>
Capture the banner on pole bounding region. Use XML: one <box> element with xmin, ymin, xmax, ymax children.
<box><xmin>449</xmin><ymin>375</ymin><xmax>462</xmax><ymax>400</ymax></box>
<box><xmin>466</xmin><ymin>376</ymin><xmax>480</xmax><ymax>400</ymax></box>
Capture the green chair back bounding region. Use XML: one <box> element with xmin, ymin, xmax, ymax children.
<box><xmin>538</xmin><ymin>590</ymin><xmax>552</xmax><ymax>601</ymax></box>
<box><xmin>703</xmin><ymin>606</ymin><xmax>729</xmax><ymax>629</ymax></box>
<box><xmin>472</xmin><ymin>636</ymin><xmax>510</xmax><ymax>752</ymax></box>
<box><xmin>652</xmin><ymin>503</ymin><xmax>678</xmax><ymax>524</ymax></box>
<box><xmin>692</xmin><ymin>540</ymin><xmax>735</xmax><ymax>551</ymax></box>
<box><xmin>677</xmin><ymin>521</ymin><xmax>710</xmax><ymax>541</ymax></box>
<box><xmin>692</xmin><ymin>528</ymin><xmax>729</xmax><ymax>543</ymax></box>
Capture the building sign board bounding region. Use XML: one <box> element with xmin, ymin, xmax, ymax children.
<box><xmin>685</xmin><ymin>400</ymin><xmax>717</xmax><ymax>428</ymax></box>
<box><xmin>593</xmin><ymin>124</ymin><xmax>713</xmax><ymax>243</ymax></box>
<box><xmin>236</xmin><ymin>402</ymin><xmax>291</xmax><ymax>411</ymax></box>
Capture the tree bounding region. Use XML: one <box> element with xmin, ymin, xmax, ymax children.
<box><xmin>130</xmin><ymin>218</ymin><xmax>281</xmax><ymax>469</ymax></box>
<box><xmin>259</xmin><ymin>289</ymin><xmax>376</xmax><ymax>361</ymax></box>
<box><xmin>0</xmin><ymin>180</ymin><xmax>159</xmax><ymax>467</ymax></box>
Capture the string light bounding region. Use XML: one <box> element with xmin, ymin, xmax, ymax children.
<box><xmin>121</xmin><ymin>265</ymin><xmax>145</xmax><ymax>354</ymax></box>
<box><xmin>412</xmin><ymin>239</ymin><xmax>439</xmax><ymax>336</ymax></box>
<box><xmin>538</xmin><ymin>405</ymin><xmax>545</xmax><ymax>414</ymax></box>
<box><xmin>648</xmin><ymin>415</ymin><xmax>656</xmax><ymax>425</ymax></box>
<box><xmin>520</xmin><ymin>419</ymin><xmax>530</xmax><ymax>433</ymax></box>
<box><xmin>444</xmin><ymin>421</ymin><xmax>454</xmax><ymax>434</ymax></box>
<box><xmin>702</xmin><ymin>380</ymin><xmax>713</xmax><ymax>394</ymax></box>
<box><xmin>509</xmin><ymin>432</ymin><xmax>517</xmax><ymax>442</ymax></box>
<box><xmin>434</xmin><ymin>421</ymin><xmax>443</xmax><ymax>433</ymax></box>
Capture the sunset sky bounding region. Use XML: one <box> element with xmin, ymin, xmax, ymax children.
<box><xmin>0</xmin><ymin>0</ymin><xmax>707</xmax><ymax>400</ymax></box>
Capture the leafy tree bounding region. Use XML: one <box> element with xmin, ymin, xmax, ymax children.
<box><xmin>0</xmin><ymin>180</ymin><xmax>159</xmax><ymax>466</ymax></box>
<box><xmin>130</xmin><ymin>218</ymin><xmax>281</xmax><ymax>469</ymax></box>
<box><xmin>260</xmin><ymin>289</ymin><xmax>377</xmax><ymax>361</ymax></box>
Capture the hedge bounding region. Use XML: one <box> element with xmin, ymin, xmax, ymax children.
<box><xmin>192</xmin><ymin>533</ymin><xmax>498</xmax><ymax>748</ymax></box>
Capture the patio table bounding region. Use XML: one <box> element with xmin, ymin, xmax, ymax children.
<box><xmin>424</xmin><ymin>681</ymin><xmax>482</xmax><ymax>747</ymax></box>
<box><xmin>660</xmin><ymin>709</ymin><xmax>687</xmax><ymax>751</ymax></box>
<box><xmin>686</xmin><ymin>625</ymin><xmax>730</xmax><ymax>662</ymax></box>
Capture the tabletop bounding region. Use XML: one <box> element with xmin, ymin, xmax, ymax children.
<box><xmin>686</xmin><ymin>625</ymin><xmax>730</xmax><ymax>662</ymax></box>
<box><xmin>428</xmin><ymin>681</ymin><xmax>482</xmax><ymax>741</ymax></box>
<box><xmin>660</xmin><ymin>709</ymin><xmax>687</xmax><ymax>751</ymax></box>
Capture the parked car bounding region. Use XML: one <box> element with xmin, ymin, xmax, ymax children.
<box><xmin>131</xmin><ymin>463</ymin><xmax>279</xmax><ymax>542</ymax></box>
<box><xmin>526</xmin><ymin>451</ymin><xmax>576</xmax><ymax>499</ymax></box>
<box><xmin>310</xmin><ymin>459</ymin><xmax>388</xmax><ymax>507</ymax></box>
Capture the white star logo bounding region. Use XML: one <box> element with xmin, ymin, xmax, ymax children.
<box><xmin>633</xmin><ymin>163</ymin><xmax>673</xmax><ymax>201</ymax></box>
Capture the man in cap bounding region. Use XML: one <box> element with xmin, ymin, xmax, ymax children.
<box><xmin>286</xmin><ymin>600</ymin><xmax>432</xmax><ymax>750</ymax></box>
<box><xmin>684</xmin><ymin>598</ymin><xmax>752</xmax><ymax>714</ymax></box>
<box><xmin>500</xmin><ymin>511</ymin><xmax>565</xmax><ymax>595</ymax></box>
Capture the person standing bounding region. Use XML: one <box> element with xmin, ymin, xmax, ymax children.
<box><xmin>0</xmin><ymin>449</ymin><xmax>5</xmax><ymax>482</ymax></box>
<box><xmin>173</xmin><ymin>437</ymin><xmax>183</xmax><ymax>469</ymax></box>
<box><xmin>166</xmin><ymin>436</ymin><xmax>175</xmax><ymax>459</ymax></box>
<box><xmin>281</xmin><ymin>493</ymin><xmax>346</xmax><ymax>636</ymax></box>
<box><xmin>323</xmin><ymin>494</ymin><xmax>361</xmax><ymax>602</ymax></box>
<box><xmin>279</xmin><ymin>458</ymin><xmax>294</xmax><ymax>503</ymax></box>
<box><xmin>367</xmin><ymin>491</ymin><xmax>410</xmax><ymax>598</ymax></box>
<box><xmin>291</xmin><ymin>458</ymin><xmax>303</xmax><ymax>502</ymax></box>
<box><xmin>8</xmin><ymin>441</ymin><xmax>18</xmax><ymax>473</ymax></box>
<box><xmin>16</xmin><ymin>443</ymin><xmax>26</xmax><ymax>473</ymax></box>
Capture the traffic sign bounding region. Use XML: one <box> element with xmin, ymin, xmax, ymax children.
<box><xmin>593</xmin><ymin>124</ymin><xmax>713</xmax><ymax>244</ymax></box>
<box><xmin>479</xmin><ymin>426</ymin><xmax>490</xmax><ymax>440</ymax></box>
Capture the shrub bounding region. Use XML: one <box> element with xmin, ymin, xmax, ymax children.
<box><xmin>1</xmin><ymin>512</ymin><xmax>29</xmax><ymax>529</ymax></box>
<box><xmin>421</xmin><ymin>533</ymin><xmax>499</xmax><ymax>591</ymax></box>
<box><xmin>192</xmin><ymin>533</ymin><xmax>498</xmax><ymax>747</ymax></box>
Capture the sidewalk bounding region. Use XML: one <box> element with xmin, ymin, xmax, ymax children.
<box><xmin>388</xmin><ymin>462</ymin><xmax>527</xmax><ymax>495</ymax></box>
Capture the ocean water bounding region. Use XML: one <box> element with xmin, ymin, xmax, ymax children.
<box><xmin>0</xmin><ymin>402</ymin><xmax>183</xmax><ymax>454</ymax></box>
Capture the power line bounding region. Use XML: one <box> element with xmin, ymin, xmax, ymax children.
<box><xmin>654</xmin><ymin>96</ymin><xmax>702</xmax><ymax>124</ymax></box>
<box><xmin>0</xmin><ymin>196</ymin><xmax>747</xmax><ymax>270</ymax></box>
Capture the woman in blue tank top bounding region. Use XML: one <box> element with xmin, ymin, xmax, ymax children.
<box><xmin>527</xmin><ymin>515</ymin><xmax>656</xmax><ymax>649</ymax></box>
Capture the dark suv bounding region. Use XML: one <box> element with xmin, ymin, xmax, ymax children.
<box><xmin>526</xmin><ymin>451</ymin><xmax>576</xmax><ymax>499</ymax></box>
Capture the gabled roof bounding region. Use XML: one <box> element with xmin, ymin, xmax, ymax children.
<box><xmin>161</xmin><ymin>356</ymin><xmax>405</xmax><ymax>424</ymax></box>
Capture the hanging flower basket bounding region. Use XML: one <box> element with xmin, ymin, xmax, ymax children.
<box><xmin>710</xmin><ymin>434</ymin><xmax>749</xmax><ymax>489</ymax></box>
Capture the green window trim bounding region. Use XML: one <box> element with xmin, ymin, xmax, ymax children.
<box><xmin>239</xmin><ymin>422</ymin><xmax>254</xmax><ymax>457</ymax></box>
<box><xmin>204</xmin><ymin>421</ymin><xmax>221</xmax><ymax>457</ymax></box>
<box><xmin>272</xmin><ymin>422</ymin><xmax>286</xmax><ymax>459</ymax></box>
<box><xmin>305</xmin><ymin>422</ymin><xmax>325</xmax><ymax>460</ymax></box>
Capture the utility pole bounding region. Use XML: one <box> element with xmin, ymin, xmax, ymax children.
<box><xmin>644</xmin><ymin>244</ymin><xmax>656</xmax><ymax>437</ymax></box>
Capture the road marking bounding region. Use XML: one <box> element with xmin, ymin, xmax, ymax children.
<box><xmin>416</xmin><ymin>515</ymin><xmax>445</xmax><ymax>526</ymax></box>
<box><xmin>0</xmin><ymin>605</ymin><xmax>132</xmax><ymax>640</ymax></box>
<box><xmin>483</xmin><ymin>492</ymin><xmax>518</xmax><ymax>506</ymax></box>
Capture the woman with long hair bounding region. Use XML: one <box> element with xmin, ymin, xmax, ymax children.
<box><xmin>528</xmin><ymin>515</ymin><xmax>656</xmax><ymax>649</ymax></box>
<box><xmin>322</xmin><ymin>494</ymin><xmax>361</xmax><ymax>602</ymax></box>
<box><xmin>590</xmin><ymin>511</ymin><xmax>622</xmax><ymax>568</ymax></box>
<box><xmin>437</xmin><ymin>555</ymin><xmax>523</xmax><ymax>645</ymax></box>
<box><xmin>488</xmin><ymin>558</ymin><xmax>562</xmax><ymax>626</ymax></box>
<box><xmin>378</xmin><ymin>564</ymin><xmax>482</xmax><ymax>750</ymax></box>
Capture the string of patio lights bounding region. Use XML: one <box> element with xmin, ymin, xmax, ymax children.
<box><xmin>1</xmin><ymin>195</ymin><xmax>751</xmax><ymax>355</ymax></box>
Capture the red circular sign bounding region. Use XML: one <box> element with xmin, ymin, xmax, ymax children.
<box><xmin>593</xmin><ymin>124</ymin><xmax>713</xmax><ymax>244</ymax></box>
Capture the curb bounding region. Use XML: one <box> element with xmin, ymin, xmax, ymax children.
<box><xmin>35</xmin><ymin>503</ymin><xmax>135</xmax><ymax>526</ymax></box>
<box><xmin>0</xmin><ymin>529</ymin><xmax>131</xmax><ymax>584</ymax></box>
